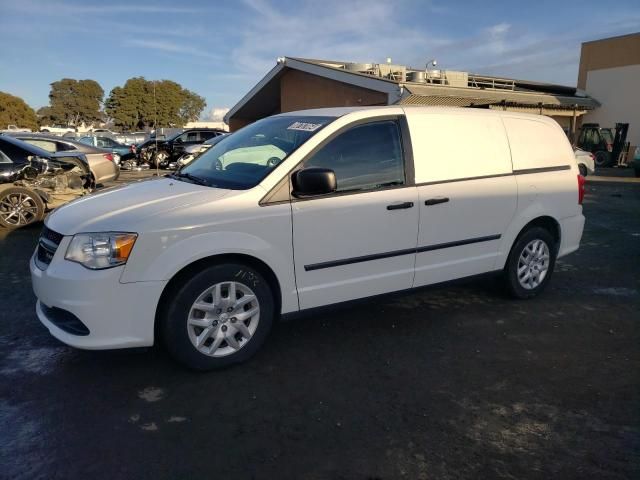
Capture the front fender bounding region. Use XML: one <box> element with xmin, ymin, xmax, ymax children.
<box><xmin>121</xmin><ymin>230</ymin><xmax>299</xmax><ymax>314</ymax></box>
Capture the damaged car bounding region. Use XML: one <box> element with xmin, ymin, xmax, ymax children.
<box><xmin>0</xmin><ymin>136</ymin><xmax>91</xmax><ymax>229</ymax></box>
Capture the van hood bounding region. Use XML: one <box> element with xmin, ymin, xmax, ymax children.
<box><xmin>46</xmin><ymin>177</ymin><xmax>234</xmax><ymax>235</ymax></box>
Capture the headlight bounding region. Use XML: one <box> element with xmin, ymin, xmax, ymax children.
<box><xmin>65</xmin><ymin>232</ymin><xmax>137</xmax><ymax>269</ymax></box>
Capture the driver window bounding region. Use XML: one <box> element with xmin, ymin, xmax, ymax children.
<box><xmin>304</xmin><ymin>121</ymin><xmax>405</xmax><ymax>192</ymax></box>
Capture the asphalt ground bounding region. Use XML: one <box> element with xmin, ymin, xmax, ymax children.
<box><xmin>0</xmin><ymin>170</ymin><xmax>638</xmax><ymax>479</ymax></box>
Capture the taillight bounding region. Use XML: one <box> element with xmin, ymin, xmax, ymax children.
<box><xmin>577</xmin><ymin>174</ymin><xmax>585</xmax><ymax>204</ymax></box>
<box><xmin>103</xmin><ymin>153</ymin><xmax>114</xmax><ymax>162</ymax></box>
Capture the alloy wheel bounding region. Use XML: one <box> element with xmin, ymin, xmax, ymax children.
<box><xmin>187</xmin><ymin>281</ymin><xmax>260</xmax><ymax>357</ymax></box>
<box><xmin>517</xmin><ymin>239</ymin><xmax>550</xmax><ymax>290</ymax></box>
<box><xmin>0</xmin><ymin>192</ymin><xmax>39</xmax><ymax>226</ymax></box>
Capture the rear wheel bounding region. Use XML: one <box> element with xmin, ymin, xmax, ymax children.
<box><xmin>160</xmin><ymin>263</ymin><xmax>275</xmax><ymax>370</ymax></box>
<box><xmin>504</xmin><ymin>227</ymin><xmax>557</xmax><ymax>299</ymax></box>
<box><xmin>0</xmin><ymin>187</ymin><xmax>45</xmax><ymax>229</ymax></box>
<box><xmin>578</xmin><ymin>164</ymin><xmax>588</xmax><ymax>177</ymax></box>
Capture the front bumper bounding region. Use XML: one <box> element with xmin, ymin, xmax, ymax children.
<box><xmin>30</xmin><ymin>243</ymin><xmax>167</xmax><ymax>350</ymax></box>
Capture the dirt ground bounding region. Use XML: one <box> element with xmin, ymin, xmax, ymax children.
<box><xmin>0</xmin><ymin>171</ymin><xmax>638</xmax><ymax>479</ymax></box>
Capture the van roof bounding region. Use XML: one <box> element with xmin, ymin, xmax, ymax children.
<box><xmin>278</xmin><ymin>105</ymin><xmax>561</xmax><ymax>125</ymax></box>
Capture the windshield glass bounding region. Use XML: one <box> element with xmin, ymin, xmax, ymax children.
<box><xmin>600</xmin><ymin>129</ymin><xmax>614</xmax><ymax>144</ymax></box>
<box><xmin>180</xmin><ymin>115</ymin><xmax>335</xmax><ymax>189</ymax></box>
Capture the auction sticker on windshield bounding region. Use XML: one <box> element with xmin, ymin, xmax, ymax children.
<box><xmin>287</xmin><ymin>122</ymin><xmax>323</xmax><ymax>132</ymax></box>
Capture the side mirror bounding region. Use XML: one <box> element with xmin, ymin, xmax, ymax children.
<box><xmin>292</xmin><ymin>167</ymin><xmax>337</xmax><ymax>197</ymax></box>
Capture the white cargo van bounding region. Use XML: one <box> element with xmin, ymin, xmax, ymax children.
<box><xmin>31</xmin><ymin>107</ymin><xmax>585</xmax><ymax>369</ymax></box>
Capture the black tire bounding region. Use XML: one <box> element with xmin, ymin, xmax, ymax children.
<box><xmin>0</xmin><ymin>186</ymin><xmax>45</xmax><ymax>229</ymax></box>
<box><xmin>152</xmin><ymin>151</ymin><xmax>169</xmax><ymax>169</ymax></box>
<box><xmin>578</xmin><ymin>164</ymin><xmax>588</xmax><ymax>177</ymax></box>
<box><xmin>594</xmin><ymin>150</ymin><xmax>611</xmax><ymax>168</ymax></box>
<box><xmin>160</xmin><ymin>263</ymin><xmax>275</xmax><ymax>370</ymax></box>
<box><xmin>503</xmin><ymin>226</ymin><xmax>557</xmax><ymax>299</ymax></box>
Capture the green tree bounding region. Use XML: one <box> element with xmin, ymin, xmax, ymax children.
<box><xmin>0</xmin><ymin>91</ymin><xmax>38</xmax><ymax>130</ymax></box>
<box><xmin>39</xmin><ymin>79</ymin><xmax>104</xmax><ymax>126</ymax></box>
<box><xmin>105</xmin><ymin>77</ymin><xmax>206</xmax><ymax>130</ymax></box>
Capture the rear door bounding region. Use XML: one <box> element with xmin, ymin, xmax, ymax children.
<box><xmin>407</xmin><ymin>110</ymin><xmax>517</xmax><ymax>287</ymax></box>
<box><xmin>291</xmin><ymin>118</ymin><xmax>419</xmax><ymax>309</ymax></box>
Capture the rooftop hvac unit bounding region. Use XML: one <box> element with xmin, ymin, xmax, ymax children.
<box><xmin>378</xmin><ymin>64</ymin><xmax>406</xmax><ymax>82</ymax></box>
<box><xmin>407</xmin><ymin>71</ymin><xmax>427</xmax><ymax>83</ymax></box>
<box><xmin>345</xmin><ymin>63</ymin><xmax>374</xmax><ymax>74</ymax></box>
<box><xmin>444</xmin><ymin>70</ymin><xmax>469</xmax><ymax>88</ymax></box>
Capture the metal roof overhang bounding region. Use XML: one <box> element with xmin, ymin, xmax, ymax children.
<box><xmin>224</xmin><ymin>57</ymin><xmax>402</xmax><ymax>123</ymax></box>
<box><xmin>401</xmin><ymin>84</ymin><xmax>599</xmax><ymax>110</ymax></box>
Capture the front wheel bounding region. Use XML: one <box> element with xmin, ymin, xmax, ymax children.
<box><xmin>151</xmin><ymin>150</ymin><xmax>169</xmax><ymax>168</ymax></box>
<box><xmin>160</xmin><ymin>263</ymin><xmax>275</xmax><ymax>370</ymax></box>
<box><xmin>594</xmin><ymin>150</ymin><xmax>611</xmax><ymax>168</ymax></box>
<box><xmin>504</xmin><ymin>227</ymin><xmax>557</xmax><ymax>299</ymax></box>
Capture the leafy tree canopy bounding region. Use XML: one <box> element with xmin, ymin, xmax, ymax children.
<box><xmin>38</xmin><ymin>78</ymin><xmax>104</xmax><ymax>126</ymax></box>
<box><xmin>104</xmin><ymin>77</ymin><xmax>206</xmax><ymax>130</ymax></box>
<box><xmin>0</xmin><ymin>91</ymin><xmax>38</xmax><ymax>130</ymax></box>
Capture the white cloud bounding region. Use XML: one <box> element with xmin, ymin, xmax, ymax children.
<box><xmin>206</xmin><ymin>107</ymin><xmax>230</xmax><ymax>122</ymax></box>
<box><xmin>487</xmin><ymin>23</ymin><xmax>511</xmax><ymax>37</ymax></box>
<box><xmin>123</xmin><ymin>39</ymin><xmax>220</xmax><ymax>61</ymax></box>
<box><xmin>4</xmin><ymin>0</ymin><xmax>200</xmax><ymax>15</ymax></box>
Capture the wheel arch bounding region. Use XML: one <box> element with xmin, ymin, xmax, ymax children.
<box><xmin>496</xmin><ymin>213</ymin><xmax>562</xmax><ymax>270</ymax></box>
<box><xmin>154</xmin><ymin>253</ymin><xmax>283</xmax><ymax>341</ymax></box>
<box><xmin>516</xmin><ymin>215</ymin><xmax>561</xmax><ymax>250</ymax></box>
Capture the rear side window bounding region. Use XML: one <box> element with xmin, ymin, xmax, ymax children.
<box><xmin>23</xmin><ymin>139</ymin><xmax>57</xmax><ymax>153</ymax></box>
<box><xmin>407</xmin><ymin>112</ymin><xmax>512</xmax><ymax>183</ymax></box>
<box><xmin>304</xmin><ymin>121</ymin><xmax>405</xmax><ymax>192</ymax></box>
<box><xmin>201</xmin><ymin>131</ymin><xmax>217</xmax><ymax>141</ymax></box>
<box><xmin>503</xmin><ymin>117</ymin><xmax>573</xmax><ymax>171</ymax></box>
<box><xmin>0</xmin><ymin>149</ymin><xmax>12</xmax><ymax>163</ymax></box>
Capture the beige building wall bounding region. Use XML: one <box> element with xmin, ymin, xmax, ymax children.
<box><xmin>578</xmin><ymin>32</ymin><xmax>640</xmax><ymax>155</ymax></box>
<box><xmin>582</xmin><ymin>65</ymin><xmax>640</xmax><ymax>148</ymax></box>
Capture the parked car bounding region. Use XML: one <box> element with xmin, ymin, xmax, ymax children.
<box><xmin>574</xmin><ymin>148</ymin><xmax>595</xmax><ymax>176</ymax></box>
<box><xmin>2</xmin><ymin>125</ymin><xmax>31</xmax><ymax>133</ymax></box>
<box><xmin>7</xmin><ymin>133</ymin><xmax>119</xmax><ymax>185</ymax></box>
<box><xmin>142</xmin><ymin>129</ymin><xmax>225</xmax><ymax>168</ymax></box>
<box><xmin>40</xmin><ymin>125</ymin><xmax>77</xmax><ymax>136</ymax></box>
<box><xmin>169</xmin><ymin>133</ymin><xmax>229</xmax><ymax>170</ymax></box>
<box><xmin>0</xmin><ymin>136</ymin><xmax>90</xmax><ymax>228</ymax></box>
<box><xmin>31</xmin><ymin>107</ymin><xmax>585</xmax><ymax>370</ymax></box>
<box><xmin>78</xmin><ymin>135</ymin><xmax>136</xmax><ymax>162</ymax></box>
<box><xmin>114</xmin><ymin>132</ymin><xmax>147</xmax><ymax>145</ymax></box>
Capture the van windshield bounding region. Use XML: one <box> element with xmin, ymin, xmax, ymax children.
<box><xmin>177</xmin><ymin>115</ymin><xmax>335</xmax><ymax>189</ymax></box>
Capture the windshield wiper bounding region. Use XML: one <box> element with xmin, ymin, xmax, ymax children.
<box><xmin>170</xmin><ymin>171</ymin><xmax>209</xmax><ymax>186</ymax></box>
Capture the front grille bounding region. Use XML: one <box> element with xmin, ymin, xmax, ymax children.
<box><xmin>42</xmin><ymin>226</ymin><xmax>63</xmax><ymax>245</ymax></box>
<box><xmin>35</xmin><ymin>226</ymin><xmax>63</xmax><ymax>270</ymax></box>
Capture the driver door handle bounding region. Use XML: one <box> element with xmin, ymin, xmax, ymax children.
<box><xmin>425</xmin><ymin>197</ymin><xmax>449</xmax><ymax>206</ymax></box>
<box><xmin>387</xmin><ymin>202</ymin><xmax>414</xmax><ymax>210</ymax></box>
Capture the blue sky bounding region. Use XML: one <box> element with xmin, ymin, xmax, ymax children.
<box><xmin>0</xmin><ymin>0</ymin><xmax>639</xmax><ymax>120</ymax></box>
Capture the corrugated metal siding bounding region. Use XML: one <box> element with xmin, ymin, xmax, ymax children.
<box><xmin>399</xmin><ymin>95</ymin><xmax>494</xmax><ymax>107</ymax></box>
<box><xmin>403</xmin><ymin>84</ymin><xmax>599</xmax><ymax>109</ymax></box>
